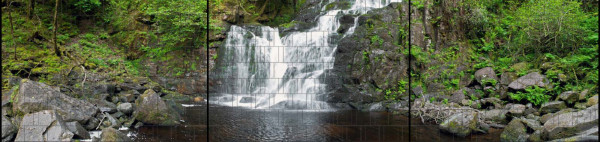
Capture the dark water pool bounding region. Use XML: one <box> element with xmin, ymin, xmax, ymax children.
<box><xmin>132</xmin><ymin>102</ymin><xmax>501</xmax><ymax>141</ymax></box>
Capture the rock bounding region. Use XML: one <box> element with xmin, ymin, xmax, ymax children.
<box><xmin>439</xmin><ymin>112</ymin><xmax>479</xmax><ymax>137</ymax></box>
<box><xmin>540</xmin><ymin>109</ymin><xmax>574</xmax><ymax>124</ymax></box>
<box><xmin>528</xmin><ymin>130</ymin><xmax>544</xmax><ymax>142</ymax></box>
<box><xmin>100</xmin><ymin>127</ymin><xmax>132</xmax><ymax>142</ymax></box>
<box><xmin>548</xmin><ymin>126</ymin><xmax>598</xmax><ymax>142</ymax></box>
<box><xmin>578</xmin><ymin>89</ymin><xmax>589</xmax><ymax>101</ymax></box>
<box><xmin>543</xmin><ymin>105</ymin><xmax>598</xmax><ymax>140</ymax></box>
<box><xmin>587</xmin><ymin>95</ymin><xmax>598</xmax><ymax>107</ymax></box>
<box><xmin>239</xmin><ymin>97</ymin><xmax>256</xmax><ymax>103</ymax></box>
<box><xmin>104</xmin><ymin>112</ymin><xmax>120</xmax><ymax>128</ymax></box>
<box><xmin>539</xmin><ymin>101</ymin><xmax>566</xmax><ymax>114</ymax></box>
<box><xmin>480</xmin><ymin>109</ymin><xmax>508</xmax><ymax>123</ymax></box>
<box><xmin>134</xmin><ymin>89</ymin><xmax>181</xmax><ymax>126</ymax></box>
<box><xmin>134</xmin><ymin>122</ymin><xmax>144</xmax><ymax>129</ymax></box>
<box><xmin>508</xmin><ymin>104</ymin><xmax>526</xmax><ymax>116</ymax></box>
<box><xmin>574</xmin><ymin>102</ymin><xmax>587</xmax><ymax>109</ymax></box>
<box><xmin>14</xmin><ymin>79</ymin><xmax>98</xmax><ymax>123</ymax></box>
<box><xmin>474</xmin><ymin>67</ymin><xmax>498</xmax><ymax>86</ymax></box>
<box><xmin>481</xmin><ymin>97</ymin><xmax>502</xmax><ymax>109</ymax></box>
<box><xmin>92</xmin><ymin>83</ymin><xmax>116</xmax><ymax>96</ymax></box>
<box><xmin>117</xmin><ymin>103</ymin><xmax>133</xmax><ymax>115</ymax></box>
<box><xmin>449</xmin><ymin>89</ymin><xmax>465</xmax><ymax>104</ymax></box>
<box><xmin>14</xmin><ymin>110</ymin><xmax>74</xmax><ymax>141</ymax></box>
<box><xmin>85</xmin><ymin>117</ymin><xmax>100</xmax><ymax>130</ymax></box>
<box><xmin>500</xmin><ymin>119</ymin><xmax>529</xmax><ymax>142</ymax></box>
<box><xmin>119</xmin><ymin>93</ymin><xmax>135</xmax><ymax>103</ymax></box>
<box><xmin>65</xmin><ymin>121</ymin><xmax>90</xmax><ymax>139</ymax></box>
<box><xmin>500</xmin><ymin>72</ymin><xmax>518</xmax><ymax>86</ymax></box>
<box><xmin>111</xmin><ymin>112</ymin><xmax>124</xmax><ymax>118</ymax></box>
<box><xmin>521</xmin><ymin>118</ymin><xmax>543</xmax><ymax>131</ymax></box>
<box><xmin>508</xmin><ymin>72</ymin><xmax>551</xmax><ymax>90</ymax></box>
<box><xmin>1</xmin><ymin>115</ymin><xmax>16</xmax><ymax>142</ymax></box>
<box><xmin>558</xmin><ymin>91</ymin><xmax>578</xmax><ymax>104</ymax></box>
<box><xmin>367</xmin><ymin>103</ymin><xmax>385</xmax><ymax>111</ymax></box>
<box><xmin>89</xmin><ymin>99</ymin><xmax>118</xmax><ymax>113</ymax></box>
<box><xmin>119</xmin><ymin>83</ymin><xmax>147</xmax><ymax>93</ymax></box>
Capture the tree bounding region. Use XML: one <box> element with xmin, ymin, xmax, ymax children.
<box><xmin>53</xmin><ymin>0</ymin><xmax>62</xmax><ymax>59</ymax></box>
<box><xmin>28</xmin><ymin>0</ymin><xmax>35</xmax><ymax>19</ymax></box>
<box><xmin>6</xmin><ymin>0</ymin><xmax>17</xmax><ymax>60</ymax></box>
<box><xmin>514</xmin><ymin>0</ymin><xmax>588</xmax><ymax>55</ymax></box>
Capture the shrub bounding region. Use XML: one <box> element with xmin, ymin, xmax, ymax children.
<box><xmin>509</xmin><ymin>86</ymin><xmax>551</xmax><ymax>106</ymax></box>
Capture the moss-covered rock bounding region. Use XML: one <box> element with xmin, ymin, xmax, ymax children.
<box><xmin>500</xmin><ymin>119</ymin><xmax>529</xmax><ymax>142</ymax></box>
<box><xmin>100</xmin><ymin>127</ymin><xmax>132</xmax><ymax>142</ymax></box>
<box><xmin>439</xmin><ymin>111</ymin><xmax>478</xmax><ymax>137</ymax></box>
<box><xmin>133</xmin><ymin>89</ymin><xmax>181</xmax><ymax>126</ymax></box>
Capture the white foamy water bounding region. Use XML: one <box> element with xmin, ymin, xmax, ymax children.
<box><xmin>213</xmin><ymin>0</ymin><xmax>402</xmax><ymax>110</ymax></box>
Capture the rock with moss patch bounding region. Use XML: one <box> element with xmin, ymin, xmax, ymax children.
<box><xmin>480</xmin><ymin>109</ymin><xmax>508</xmax><ymax>123</ymax></box>
<box><xmin>100</xmin><ymin>127</ymin><xmax>132</xmax><ymax>142</ymax></box>
<box><xmin>543</xmin><ymin>105</ymin><xmax>598</xmax><ymax>140</ymax></box>
<box><xmin>14</xmin><ymin>79</ymin><xmax>98</xmax><ymax>123</ymax></box>
<box><xmin>500</xmin><ymin>119</ymin><xmax>529</xmax><ymax>142</ymax></box>
<box><xmin>475</xmin><ymin>67</ymin><xmax>498</xmax><ymax>86</ymax></box>
<box><xmin>134</xmin><ymin>89</ymin><xmax>181</xmax><ymax>126</ymax></box>
<box><xmin>439</xmin><ymin>112</ymin><xmax>479</xmax><ymax>137</ymax></box>
<box><xmin>558</xmin><ymin>91</ymin><xmax>579</xmax><ymax>104</ymax></box>
<box><xmin>586</xmin><ymin>95</ymin><xmax>598</xmax><ymax>107</ymax></box>
<box><xmin>539</xmin><ymin>101</ymin><xmax>566</xmax><ymax>114</ymax></box>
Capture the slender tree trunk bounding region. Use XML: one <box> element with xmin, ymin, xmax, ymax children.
<box><xmin>7</xmin><ymin>1</ymin><xmax>17</xmax><ymax>60</ymax></box>
<box><xmin>53</xmin><ymin>0</ymin><xmax>62</xmax><ymax>59</ymax></box>
<box><xmin>258</xmin><ymin>0</ymin><xmax>270</xmax><ymax>16</ymax></box>
<box><xmin>28</xmin><ymin>0</ymin><xmax>34</xmax><ymax>19</ymax></box>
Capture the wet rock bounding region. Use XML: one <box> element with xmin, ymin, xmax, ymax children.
<box><xmin>500</xmin><ymin>119</ymin><xmax>529</xmax><ymax>142</ymax></box>
<box><xmin>111</xmin><ymin>112</ymin><xmax>124</xmax><ymax>119</ymax></box>
<box><xmin>14</xmin><ymin>110</ymin><xmax>74</xmax><ymax>141</ymax></box>
<box><xmin>14</xmin><ymin>79</ymin><xmax>97</xmax><ymax>123</ymax></box>
<box><xmin>100</xmin><ymin>127</ymin><xmax>132</xmax><ymax>142</ymax></box>
<box><xmin>239</xmin><ymin>97</ymin><xmax>256</xmax><ymax>103</ymax></box>
<box><xmin>587</xmin><ymin>95</ymin><xmax>598</xmax><ymax>107</ymax></box>
<box><xmin>574</xmin><ymin>102</ymin><xmax>587</xmax><ymax>109</ymax></box>
<box><xmin>439</xmin><ymin>112</ymin><xmax>479</xmax><ymax>137</ymax></box>
<box><xmin>102</xmin><ymin>112</ymin><xmax>120</xmax><ymax>128</ymax></box>
<box><xmin>543</xmin><ymin>105</ymin><xmax>598</xmax><ymax>140</ymax></box>
<box><xmin>65</xmin><ymin>121</ymin><xmax>90</xmax><ymax>139</ymax></box>
<box><xmin>117</xmin><ymin>103</ymin><xmax>133</xmax><ymax>115</ymax></box>
<box><xmin>134</xmin><ymin>89</ymin><xmax>181</xmax><ymax>126</ymax></box>
<box><xmin>85</xmin><ymin>117</ymin><xmax>100</xmax><ymax>130</ymax></box>
<box><xmin>539</xmin><ymin>101</ymin><xmax>566</xmax><ymax>114</ymax></box>
<box><xmin>474</xmin><ymin>67</ymin><xmax>498</xmax><ymax>86</ymax></box>
<box><xmin>558</xmin><ymin>91</ymin><xmax>578</xmax><ymax>104</ymax></box>
<box><xmin>480</xmin><ymin>109</ymin><xmax>508</xmax><ymax>123</ymax></box>
<box><xmin>1</xmin><ymin>115</ymin><xmax>16</xmax><ymax>142</ymax></box>
<box><xmin>508</xmin><ymin>72</ymin><xmax>551</xmax><ymax>90</ymax></box>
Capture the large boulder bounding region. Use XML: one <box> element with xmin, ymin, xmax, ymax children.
<box><xmin>500</xmin><ymin>119</ymin><xmax>529</xmax><ymax>142</ymax></box>
<box><xmin>14</xmin><ymin>110</ymin><xmax>74</xmax><ymax>141</ymax></box>
<box><xmin>13</xmin><ymin>79</ymin><xmax>98</xmax><ymax>123</ymax></box>
<box><xmin>100</xmin><ymin>127</ymin><xmax>132</xmax><ymax>142</ymax></box>
<box><xmin>134</xmin><ymin>89</ymin><xmax>181</xmax><ymax>126</ymax></box>
<box><xmin>543</xmin><ymin>105</ymin><xmax>598</xmax><ymax>140</ymax></box>
<box><xmin>508</xmin><ymin>72</ymin><xmax>551</xmax><ymax>90</ymax></box>
<box><xmin>439</xmin><ymin>112</ymin><xmax>479</xmax><ymax>137</ymax></box>
<box><xmin>474</xmin><ymin>67</ymin><xmax>498</xmax><ymax>86</ymax></box>
<box><xmin>1</xmin><ymin>115</ymin><xmax>16</xmax><ymax>142</ymax></box>
<box><xmin>539</xmin><ymin>101</ymin><xmax>566</xmax><ymax>114</ymax></box>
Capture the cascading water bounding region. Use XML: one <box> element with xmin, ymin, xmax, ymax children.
<box><xmin>213</xmin><ymin>0</ymin><xmax>402</xmax><ymax>110</ymax></box>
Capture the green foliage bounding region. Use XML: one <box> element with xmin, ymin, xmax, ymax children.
<box><xmin>74</xmin><ymin>0</ymin><xmax>102</xmax><ymax>13</ymax></box>
<box><xmin>509</xmin><ymin>86</ymin><xmax>551</xmax><ymax>106</ymax></box>
<box><xmin>442</xmin><ymin>99</ymin><xmax>449</xmax><ymax>104</ymax></box>
<box><xmin>370</xmin><ymin>35</ymin><xmax>384</xmax><ymax>48</ymax></box>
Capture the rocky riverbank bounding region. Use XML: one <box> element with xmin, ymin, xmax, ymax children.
<box><xmin>1</xmin><ymin>76</ymin><xmax>199</xmax><ymax>141</ymax></box>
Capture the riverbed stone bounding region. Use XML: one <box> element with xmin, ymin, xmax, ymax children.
<box><xmin>543</xmin><ymin>105</ymin><xmax>598</xmax><ymax>140</ymax></box>
<box><xmin>14</xmin><ymin>79</ymin><xmax>98</xmax><ymax>123</ymax></box>
<box><xmin>508</xmin><ymin>72</ymin><xmax>551</xmax><ymax>90</ymax></box>
<box><xmin>14</xmin><ymin>110</ymin><xmax>74</xmax><ymax>141</ymax></box>
<box><xmin>508</xmin><ymin>104</ymin><xmax>526</xmax><ymax>116</ymax></box>
<box><xmin>480</xmin><ymin>109</ymin><xmax>508</xmax><ymax>123</ymax></box>
<box><xmin>100</xmin><ymin>127</ymin><xmax>132</xmax><ymax>142</ymax></box>
<box><xmin>439</xmin><ymin>112</ymin><xmax>478</xmax><ymax>137</ymax></box>
<box><xmin>65</xmin><ymin>121</ymin><xmax>90</xmax><ymax>139</ymax></box>
<box><xmin>539</xmin><ymin>101</ymin><xmax>566</xmax><ymax>114</ymax></box>
<box><xmin>558</xmin><ymin>91</ymin><xmax>578</xmax><ymax>104</ymax></box>
<box><xmin>134</xmin><ymin>89</ymin><xmax>181</xmax><ymax>126</ymax></box>
<box><xmin>500</xmin><ymin>119</ymin><xmax>529</xmax><ymax>142</ymax></box>
<box><xmin>117</xmin><ymin>103</ymin><xmax>133</xmax><ymax>115</ymax></box>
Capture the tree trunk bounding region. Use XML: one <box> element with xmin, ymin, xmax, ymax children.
<box><xmin>258</xmin><ymin>0</ymin><xmax>270</xmax><ymax>16</ymax></box>
<box><xmin>7</xmin><ymin>1</ymin><xmax>17</xmax><ymax>60</ymax></box>
<box><xmin>28</xmin><ymin>0</ymin><xmax>34</xmax><ymax>19</ymax></box>
<box><xmin>53</xmin><ymin>0</ymin><xmax>62</xmax><ymax>59</ymax></box>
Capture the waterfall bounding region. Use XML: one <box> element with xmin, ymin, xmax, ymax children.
<box><xmin>213</xmin><ymin>0</ymin><xmax>402</xmax><ymax>110</ymax></box>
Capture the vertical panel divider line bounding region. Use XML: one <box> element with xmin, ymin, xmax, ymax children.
<box><xmin>206</xmin><ymin>0</ymin><xmax>210</xmax><ymax>141</ymax></box>
<box><xmin>407</xmin><ymin>0</ymin><xmax>412</xmax><ymax>141</ymax></box>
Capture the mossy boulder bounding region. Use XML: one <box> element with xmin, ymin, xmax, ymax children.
<box><xmin>439</xmin><ymin>111</ymin><xmax>479</xmax><ymax>137</ymax></box>
<box><xmin>500</xmin><ymin>119</ymin><xmax>529</xmax><ymax>142</ymax></box>
<box><xmin>100</xmin><ymin>127</ymin><xmax>132</xmax><ymax>142</ymax></box>
<box><xmin>133</xmin><ymin>89</ymin><xmax>181</xmax><ymax>126</ymax></box>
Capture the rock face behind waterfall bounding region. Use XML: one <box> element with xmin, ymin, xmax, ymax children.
<box><xmin>331</xmin><ymin>2</ymin><xmax>408</xmax><ymax>105</ymax></box>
